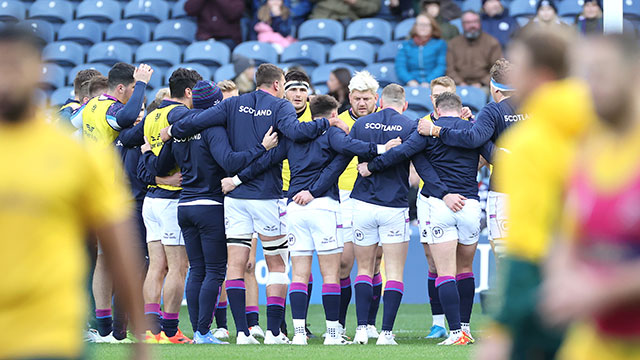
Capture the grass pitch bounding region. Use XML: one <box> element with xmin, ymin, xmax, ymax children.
<box><xmin>88</xmin><ymin>304</ymin><xmax>488</xmax><ymax>359</ymax></box>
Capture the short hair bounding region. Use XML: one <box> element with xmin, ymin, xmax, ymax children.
<box><xmin>168</xmin><ymin>68</ymin><xmax>202</xmax><ymax>99</ymax></box>
<box><xmin>348</xmin><ymin>71</ymin><xmax>379</xmax><ymax>94</ymax></box>
<box><xmin>310</xmin><ymin>95</ymin><xmax>339</xmax><ymax>119</ymax></box>
<box><xmin>435</xmin><ymin>92</ymin><xmax>462</xmax><ymax>112</ymax></box>
<box><xmin>285</xmin><ymin>69</ymin><xmax>311</xmax><ymax>85</ymax></box>
<box><xmin>381</xmin><ymin>84</ymin><xmax>405</xmax><ymax>106</ymax></box>
<box><xmin>73</xmin><ymin>69</ymin><xmax>101</xmax><ymax>97</ymax></box>
<box><xmin>88</xmin><ymin>76</ymin><xmax>108</xmax><ymax>98</ymax></box>
<box><xmin>511</xmin><ymin>27</ymin><xmax>572</xmax><ymax>79</ymax></box>
<box><xmin>108</xmin><ymin>62</ymin><xmax>135</xmax><ymax>90</ymax></box>
<box><xmin>430</xmin><ymin>76</ymin><xmax>456</xmax><ymax>92</ymax></box>
<box><xmin>217</xmin><ymin>80</ymin><xmax>237</xmax><ymax>92</ymax></box>
<box><xmin>255</xmin><ymin>63</ymin><xmax>284</xmax><ymax>88</ymax></box>
<box><xmin>147</xmin><ymin>98</ymin><xmax>162</xmax><ymax>114</ymax></box>
<box><xmin>462</xmin><ymin>10</ymin><xmax>480</xmax><ymax>19</ymax></box>
<box><xmin>0</xmin><ymin>25</ymin><xmax>44</xmax><ymax>54</ymax></box>
<box><xmin>77</xmin><ymin>80</ymin><xmax>92</xmax><ymax>100</ymax></box>
<box><xmin>409</xmin><ymin>14</ymin><xmax>442</xmax><ymax>39</ymax></box>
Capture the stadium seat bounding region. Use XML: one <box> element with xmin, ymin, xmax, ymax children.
<box><xmin>57</xmin><ymin>20</ymin><xmax>102</xmax><ymax>46</ymax></box>
<box><xmin>68</xmin><ymin>63</ymin><xmax>111</xmax><ymax>84</ymax></box>
<box><xmin>364</xmin><ymin>62</ymin><xmax>398</xmax><ymax>87</ymax></box>
<box><xmin>0</xmin><ymin>0</ymin><xmax>26</xmax><ymax>22</ymax></box>
<box><xmin>624</xmin><ymin>0</ymin><xmax>640</xmax><ymax>20</ymax></box>
<box><xmin>153</xmin><ymin>19</ymin><xmax>196</xmax><ymax>45</ymax></box>
<box><xmin>145</xmin><ymin>65</ymin><xmax>164</xmax><ymax>89</ymax></box>
<box><xmin>298</xmin><ymin>19</ymin><xmax>344</xmax><ymax>45</ymax></box>
<box><xmin>311</xmin><ymin>63</ymin><xmax>355</xmax><ymax>86</ymax></box>
<box><xmin>135</xmin><ymin>41</ymin><xmax>181</xmax><ymax>67</ymax></box>
<box><xmin>167</xmin><ymin>63</ymin><xmax>212</xmax><ymax>81</ymax></box>
<box><xmin>405</xmin><ymin>86</ymin><xmax>432</xmax><ymax>113</ymax></box>
<box><xmin>27</xmin><ymin>0</ymin><xmax>73</xmax><ymax>24</ymax></box>
<box><xmin>40</xmin><ymin>62</ymin><xmax>65</xmax><ymax>89</ymax></box>
<box><xmin>403</xmin><ymin>109</ymin><xmax>422</xmax><ymax>121</ymax></box>
<box><xmin>232</xmin><ymin>41</ymin><xmax>278</xmax><ymax>64</ymax></box>
<box><xmin>124</xmin><ymin>0</ymin><xmax>169</xmax><ymax>23</ymax></box>
<box><xmin>557</xmin><ymin>0</ymin><xmax>582</xmax><ymax>17</ymax></box>
<box><xmin>214</xmin><ymin>63</ymin><xmax>235</xmax><ymax>83</ymax></box>
<box><xmin>450</xmin><ymin>17</ymin><xmax>463</xmax><ymax>33</ymax></box>
<box><xmin>457</xmin><ymin>85</ymin><xmax>487</xmax><ymax>113</ymax></box>
<box><xmin>21</xmin><ymin>19</ymin><xmax>54</xmax><ymax>43</ymax></box>
<box><xmin>87</xmin><ymin>41</ymin><xmax>133</xmax><ymax>65</ymax></box>
<box><xmin>516</xmin><ymin>16</ymin><xmax>530</xmax><ymax>26</ymax></box>
<box><xmin>50</xmin><ymin>86</ymin><xmax>74</xmax><ymax>106</ymax></box>
<box><xmin>377</xmin><ymin>41</ymin><xmax>403</xmax><ymax>62</ymax></box>
<box><xmin>280</xmin><ymin>41</ymin><xmax>326</xmax><ymax>67</ymax></box>
<box><xmin>509</xmin><ymin>0</ymin><xmax>537</xmax><ymax>18</ymax></box>
<box><xmin>171</xmin><ymin>0</ymin><xmax>188</xmax><ymax>18</ymax></box>
<box><xmin>394</xmin><ymin>18</ymin><xmax>414</xmax><ymax>40</ymax></box>
<box><xmin>328</xmin><ymin>40</ymin><xmax>375</xmax><ymax>67</ymax></box>
<box><xmin>462</xmin><ymin>0</ymin><xmax>482</xmax><ymax>12</ymax></box>
<box><xmin>346</xmin><ymin>18</ymin><xmax>392</xmax><ymax>45</ymax></box>
<box><xmin>34</xmin><ymin>88</ymin><xmax>48</xmax><ymax>106</ymax></box>
<box><xmin>105</xmin><ymin>20</ymin><xmax>150</xmax><ymax>45</ymax></box>
<box><xmin>43</xmin><ymin>41</ymin><xmax>85</xmax><ymax>67</ymax></box>
<box><xmin>76</xmin><ymin>0</ymin><xmax>121</xmax><ymax>24</ymax></box>
<box><xmin>184</xmin><ymin>40</ymin><xmax>230</xmax><ymax>67</ymax></box>
<box><xmin>313</xmin><ymin>84</ymin><xmax>328</xmax><ymax>95</ymax></box>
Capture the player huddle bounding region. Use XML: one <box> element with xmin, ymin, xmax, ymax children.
<box><xmin>66</xmin><ymin>56</ymin><xmax>525</xmax><ymax>347</ymax></box>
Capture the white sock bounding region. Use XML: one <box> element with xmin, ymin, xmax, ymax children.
<box><xmin>450</xmin><ymin>329</ymin><xmax>462</xmax><ymax>338</ymax></box>
<box><xmin>432</xmin><ymin>314</ymin><xmax>445</xmax><ymax>328</ymax></box>
<box><xmin>461</xmin><ymin>322</ymin><xmax>470</xmax><ymax>334</ymax></box>
<box><xmin>326</xmin><ymin>320</ymin><xmax>340</xmax><ymax>337</ymax></box>
<box><xmin>293</xmin><ymin>319</ymin><xmax>306</xmax><ymax>335</ymax></box>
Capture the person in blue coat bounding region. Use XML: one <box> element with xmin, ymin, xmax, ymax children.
<box><xmin>395</xmin><ymin>13</ymin><xmax>447</xmax><ymax>87</ymax></box>
<box><xmin>481</xmin><ymin>0</ymin><xmax>519</xmax><ymax>49</ymax></box>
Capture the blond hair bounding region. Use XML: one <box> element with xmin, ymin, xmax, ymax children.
<box><xmin>348</xmin><ymin>70</ymin><xmax>379</xmax><ymax>94</ymax></box>
<box><xmin>381</xmin><ymin>84</ymin><xmax>406</xmax><ymax>107</ymax></box>
<box><xmin>217</xmin><ymin>80</ymin><xmax>237</xmax><ymax>92</ymax></box>
<box><xmin>430</xmin><ymin>76</ymin><xmax>456</xmax><ymax>92</ymax></box>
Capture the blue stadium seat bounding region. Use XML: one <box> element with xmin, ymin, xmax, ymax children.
<box><xmin>184</xmin><ymin>40</ymin><xmax>229</xmax><ymax>67</ymax></box>
<box><xmin>377</xmin><ymin>41</ymin><xmax>403</xmax><ymax>62</ymax></box>
<box><xmin>457</xmin><ymin>85</ymin><xmax>487</xmax><ymax>113</ymax></box>
<box><xmin>313</xmin><ymin>84</ymin><xmax>328</xmax><ymax>95</ymax></box>
<box><xmin>462</xmin><ymin>0</ymin><xmax>482</xmax><ymax>12</ymax></box>
<box><xmin>34</xmin><ymin>88</ymin><xmax>48</xmax><ymax>106</ymax></box>
<box><xmin>167</xmin><ymin>63</ymin><xmax>212</xmax><ymax>82</ymax></box>
<box><xmin>280</xmin><ymin>41</ymin><xmax>326</xmax><ymax>67</ymax></box>
<box><xmin>153</xmin><ymin>19</ymin><xmax>196</xmax><ymax>45</ymax></box>
<box><xmin>145</xmin><ymin>65</ymin><xmax>164</xmax><ymax>89</ymax></box>
<box><xmin>394</xmin><ymin>18</ymin><xmax>414</xmax><ymax>40</ymax></box>
<box><xmin>105</xmin><ymin>20</ymin><xmax>150</xmax><ymax>45</ymax></box>
<box><xmin>28</xmin><ymin>0</ymin><xmax>73</xmax><ymax>24</ymax></box>
<box><xmin>76</xmin><ymin>0</ymin><xmax>121</xmax><ymax>24</ymax></box>
<box><xmin>232</xmin><ymin>41</ymin><xmax>278</xmax><ymax>64</ymax></box>
<box><xmin>214</xmin><ymin>63</ymin><xmax>235</xmax><ymax>83</ymax></box>
<box><xmin>403</xmin><ymin>109</ymin><xmax>422</xmax><ymax>121</ymax></box>
<box><xmin>43</xmin><ymin>41</ymin><xmax>85</xmax><ymax>67</ymax></box>
<box><xmin>450</xmin><ymin>18</ymin><xmax>463</xmax><ymax>33</ymax></box>
<box><xmin>124</xmin><ymin>0</ymin><xmax>169</xmax><ymax>23</ymax></box>
<box><xmin>625</xmin><ymin>0</ymin><xmax>640</xmax><ymax>20</ymax></box>
<box><xmin>0</xmin><ymin>0</ymin><xmax>26</xmax><ymax>22</ymax></box>
<box><xmin>328</xmin><ymin>40</ymin><xmax>375</xmax><ymax>67</ymax></box>
<box><xmin>69</xmin><ymin>63</ymin><xmax>111</xmax><ymax>84</ymax></box>
<box><xmin>87</xmin><ymin>41</ymin><xmax>133</xmax><ymax>65</ymax></box>
<box><xmin>311</xmin><ymin>63</ymin><xmax>355</xmax><ymax>86</ymax></box>
<box><xmin>57</xmin><ymin>20</ymin><xmax>102</xmax><ymax>46</ymax></box>
<box><xmin>171</xmin><ymin>0</ymin><xmax>188</xmax><ymax>18</ymax></box>
<box><xmin>557</xmin><ymin>0</ymin><xmax>582</xmax><ymax>17</ymax></box>
<box><xmin>509</xmin><ymin>0</ymin><xmax>537</xmax><ymax>18</ymax></box>
<box><xmin>364</xmin><ymin>62</ymin><xmax>398</xmax><ymax>87</ymax></box>
<box><xmin>298</xmin><ymin>19</ymin><xmax>344</xmax><ymax>45</ymax></box>
<box><xmin>21</xmin><ymin>19</ymin><xmax>54</xmax><ymax>43</ymax></box>
<box><xmin>346</xmin><ymin>18</ymin><xmax>392</xmax><ymax>45</ymax></box>
<box><xmin>135</xmin><ymin>41</ymin><xmax>181</xmax><ymax>67</ymax></box>
<box><xmin>405</xmin><ymin>86</ymin><xmax>432</xmax><ymax>113</ymax></box>
<box><xmin>50</xmin><ymin>86</ymin><xmax>74</xmax><ymax>106</ymax></box>
<box><xmin>40</xmin><ymin>62</ymin><xmax>65</xmax><ymax>89</ymax></box>
<box><xmin>516</xmin><ymin>16</ymin><xmax>530</xmax><ymax>26</ymax></box>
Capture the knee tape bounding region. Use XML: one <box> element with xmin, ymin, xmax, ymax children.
<box><xmin>227</xmin><ymin>234</ymin><xmax>253</xmax><ymax>248</ymax></box>
<box><xmin>262</xmin><ymin>236</ymin><xmax>289</xmax><ymax>263</ymax></box>
<box><xmin>267</xmin><ymin>271</ymin><xmax>290</xmax><ymax>286</ymax></box>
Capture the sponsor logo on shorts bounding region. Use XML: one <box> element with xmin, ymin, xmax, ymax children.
<box><xmin>421</xmin><ymin>229</ymin><xmax>428</xmax><ymax>238</ymax></box>
<box><xmin>287</xmin><ymin>233</ymin><xmax>296</xmax><ymax>246</ymax></box>
<box><xmin>224</xmin><ymin>217</ymin><xmax>229</xmax><ymax>228</ymax></box>
<box><xmin>499</xmin><ymin>220</ymin><xmax>508</xmax><ymax>231</ymax></box>
<box><xmin>470</xmin><ymin>230</ymin><xmax>479</xmax><ymax>239</ymax></box>
<box><xmin>431</xmin><ymin>226</ymin><xmax>444</xmax><ymax>239</ymax></box>
<box><xmin>264</xmin><ymin>225</ymin><xmax>278</xmax><ymax>232</ymax></box>
<box><xmin>322</xmin><ymin>236</ymin><xmax>335</xmax><ymax>244</ymax></box>
<box><xmin>354</xmin><ymin>229</ymin><xmax>364</xmax><ymax>241</ymax></box>
<box><xmin>164</xmin><ymin>232</ymin><xmax>177</xmax><ymax>240</ymax></box>
<box><xmin>388</xmin><ymin>230</ymin><xmax>402</xmax><ymax>237</ymax></box>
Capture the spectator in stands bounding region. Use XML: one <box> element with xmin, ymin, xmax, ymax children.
<box><xmin>310</xmin><ymin>0</ymin><xmax>380</xmax><ymax>22</ymax></box>
<box><xmin>327</xmin><ymin>67</ymin><xmax>351</xmax><ymax>114</ymax></box>
<box><xmin>421</xmin><ymin>0</ymin><xmax>459</xmax><ymax>41</ymax></box>
<box><xmin>388</xmin><ymin>0</ymin><xmax>416</xmax><ymax>20</ymax></box>
<box><xmin>252</xmin><ymin>0</ymin><xmax>311</xmax><ymax>27</ymax></box>
<box><xmin>233</xmin><ymin>55</ymin><xmax>257</xmax><ymax>94</ymax></box>
<box><xmin>147</xmin><ymin>87</ymin><xmax>169</xmax><ymax>114</ymax></box>
<box><xmin>254</xmin><ymin>0</ymin><xmax>296</xmax><ymax>53</ymax></box>
<box><xmin>184</xmin><ymin>0</ymin><xmax>245</xmax><ymax>49</ymax></box>
<box><xmin>524</xmin><ymin>1</ymin><xmax>570</xmax><ymax>30</ymax></box>
<box><xmin>446</xmin><ymin>10</ymin><xmax>502</xmax><ymax>89</ymax></box>
<box><xmin>395</xmin><ymin>14</ymin><xmax>447</xmax><ymax>87</ymax></box>
<box><xmin>218</xmin><ymin>80</ymin><xmax>239</xmax><ymax>98</ymax></box>
<box><xmin>576</xmin><ymin>0</ymin><xmax>602</xmax><ymax>34</ymax></box>
<box><xmin>481</xmin><ymin>0</ymin><xmax>519</xmax><ymax>49</ymax></box>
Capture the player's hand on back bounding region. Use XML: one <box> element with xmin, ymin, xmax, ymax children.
<box><xmin>329</xmin><ymin>116</ymin><xmax>349</xmax><ymax>134</ymax></box>
<box><xmin>141</xmin><ymin>136</ymin><xmax>152</xmax><ymax>153</ymax></box>
<box><xmin>134</xmin><ymin>63</ymin><xmax>154</xmax><ymax>84</ymax></box>
<box><xmin>293</xmin><ymin>190</ymin><xmax>314</xmax><ymax>205</ymax></box>
<box><xmin>357</xmin><ymin>162</ymin><xmax>372</xmax><ymax>177</ymax></box>
<box><xmin>443</xmin><ymin>193</ymin><xmax>466</xmax><ymax>212</ymax></box>
<box><xmin>461</xmin><ymin>106</ymin><xmax>473</xmax><ymax>120</ymax></box>
<box><xmin>160</xmin><ymin>126</ymin><xmax>172</xmax><ymax>142</ymax></box>
<box><xmin>221</xmin><ymin>177</ymin><xmax>237</xmax><ymax>194</ymax></box>
<box><xmin>261</xmin><ymin>126</ymin><xmax>279</xmax><ymax>150</ymax></box>
<box><xmin>156</xmin><ymin>172</ymin><xmax>182</xmax><ymax>187</ymax></box>
<box><xmin>417</xmin><ymin>117</ymin><xmax>435</xmax><ymax>137</ymax></box>
<box><xmin>385</xmin><ymin>137</ymin><xmax>402</xmax><ymax>151</ymax></box>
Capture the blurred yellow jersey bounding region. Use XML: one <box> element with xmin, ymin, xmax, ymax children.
<box><xmin>337</xmin><ymin>107</ymin><xmax>379</xmax><ymax>191</ymax></box>
<box><xmin>0</xmin><ymin>118</ymin><xmax>132</xmax><ymax>358</ymax></box>
<box><xmin>282</xmin><ymin>103</ymin><xmax>312</xmax><ymax>192</ymax></box>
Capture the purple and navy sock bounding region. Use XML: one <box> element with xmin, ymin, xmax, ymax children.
<box><xmin>245</xmin><ymin>305</ymin><xmax>260</xmax><ymax>328</ymax></box>
<box><xmin>436</xmin><ymin>276</ymin><xmax>461</xmax><ymax>331</ymax></box>
<box><xmin>368</xmin><ymin>272</ymin><xmax>382</xmax><ymax>326</ymax></box>
<box><xmin>381</xmin><ymin>280</ymin><xmax>404</xmax><ymax>332</ymax></box>
<box><xmin>305</xmin><ymin>274</ymin><xmax>313</xmax><ymax>317</ymax></box>
<box><xmin>215</xmin><ymin>301</ymin><xmax>228</xmax><ymax>329</ymax></box>
<box><xmin>144</xmin><ymin>303</ymin><xmax>162</xmax><ymax>335</ymax></box>
<box><xmin>427</xmin><ymin>271</ymin><xmax>444</xmax><ymax>317</ymax></box>
<box><xmin>226</xmin><ymin>279</ymin><xmax>249</xmax><ymax>336</ymax></box>
<box><xmin>161</xmin><ymin>311</ymin><xmax>179</xmax><ymax>337</ymax></box>
<box><xmin>354</xmin><ymin>275</ymin><xmax>373</xmax><ymax>327</ymax></box>
<box><xmin>289</xmin><ymin>282</ymin><xmax>308</xmax><ymax>322</ymax></box>
<box><xmin>456</xmin><ymin>272</ymin><xmax>475</xmax><ymax>324</ymax></box>
<box><xmin>95</xmin><ymin>308</ymin><xmax>113</xmax><ymax>337</ymax></box>
<box><xmin>339</xmin><ymin>277</ymin><xmax>352</xmax><ymax>327</ymax></box>
<box><xmin>322</xmin><ymin>283</ymin><xmax>341</xmax><ymax>322</ymax></box>
<box><xmin>267</xmin><ymin>296</ymin><xmax>286</xmax><ymax>336</ymax></box>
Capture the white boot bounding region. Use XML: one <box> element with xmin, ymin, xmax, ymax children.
<box><xmin>366</xmin><ymin>324</ymin><xmax>379</xmax><ymax>339</ymax></box>
<box><xmin>264</xmin><ymin>330</ymin><xmax>291</xmax><ymax>345</ymax></box>
<box><xmin>292</xmin><ymin>333</ymin><xmax>308</xmax><ymax>345</ymax></box>
<box><xmin>236</xmin><ymin>332</ymin><xmax>260</xmax><ymax>345</ymax></box>
<box><xmin>249</xmin><ymin>325</ymin><xmax>265</xmax><ymax>339</ymax></box>
<box><xmin>324</xmin><ymin>323</ymin><xmax>351</xmax><ymax>345</ymax></box>
<box><xmin>353</xmin><ymin>325</ymin><xmax>369</xmax><ymax>345</ymax></box>
<box><xmin>376</xmin><ymin>330</ymin><xmax>397</xmax><ymax>345</ymax></box>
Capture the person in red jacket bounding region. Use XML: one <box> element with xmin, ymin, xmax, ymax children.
<box><xmin>184</xmin><ymin>0</ymin><xmax>245</xmax><ymax>49</ymax></box>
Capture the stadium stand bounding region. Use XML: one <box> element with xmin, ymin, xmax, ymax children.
<box><xmin>57</xmin><ymin>20</ymin><xmax>103</xmax><ymax>46</ymax></box>
<box><xmin>509</xmin><ymin>0</ymin><xmax>537</xmax><ymax>19</ymax></box>
<box><xmin>75</xmin><ymin>0</ymin><xmax>122</xmax><ymax>25</ymax></box>
<box><xmin>153</xmin><ymin>19</ymin><xmax>197</xmax><ymax>45</ymax></box>
<box><xmin>106</xmin><ymin>20</ymin><xmax>151</xmax><ymax>45</ymax></box>
<box><xmin>376</xmin><ymin>41</ymin><xmax>403</xmax><ymax>62</ymax></box>
<box><xmin>167</xmin><ymin>63</ymin><xmax>212</xmax><ymax>82</ymax></box>
<box><xmin>50</xmin><ymin>86</ymin><xmax>74</xmax><ymax>106</ymax></box>
<box><xmin>298</xmin><ymin>18</ymin><xmax>344</xmax><ymax>45</ymax></box>
<box><xmin>123</xmin><ymin>0</ymin><xmax>169</xmax><ymax>23</ymax></box>
<box><xmin>214</xmin><ymin>63</ymin><xmax>236</xmax><ymax>83</ymax></box>
<box><xmin>171</xmin><ymin>0</ymin><xmax>189</xmax><ymax>19</ymax></box>
<box><xmin>43</xmin><ymin>41</ymin><xmax>85</xmax><ymax>68</ymax></box>
<box><xmin>87</xmin><ymin>41</ymin><xmax>134</xmax><ymax>65</ymax></box>
<box><xmin>457</xmin><ymin>85</ymin><xmax>487</xmax><ymax>113</ymax></box>
<box><xmin>557</xmin><ymin>0</ymin><xmax>583</xmax><ymax>18</ymax></box>
<box><xmin>346</xmin><ymin>18</ymin><xmax>392</xmax><ymax>45</ymax></box>
<box><xmin>364</xmin><ymin>62</ymin><xmax>398</xmax><ymax>87</ymax></box>
<box><xmin>27</xmin><ymin>0</ymin><xmax>74</xmax><ymax>25</ymax></box>
<box><xmin>311</xmin><ymin>63</ymin><xmax>356</xmax><ymax>86</ymax></box>
<box><xmin>0</xmin><ymin>0</ymin><xmax>26</xmax><ymax>23</ymax></box>
<box><xmin>232</xmin><ymin>41</ymin><xmax>278</xmax><ymax>65</ymax></box>
<box><xmin>68</xmin><ymin>63</ymin><xmax>111</xmax><ymax>84</ymax></box>
<box><xmin>405</xmin><ymin>86</ymin><xmax>433</xmax><ymax>113</ymax></box>
<box><xmin>135</xmin><ymin>41</ymin><xmax>182</xmax><ymax>68</ymax></box>
<box><xmin>40</xmin><ymin>62</ymin><xmax>66</xmax><ymax>90</ymax></box>
<box><xmin>280</xmin><ymin>41</ymin><xmax>326</xmax><ymax>67</ymax></box>
<box><xmin>393</xmin><ymin>18</ymin><xmax>414</xmax><ymax>40</ymax></box>
<box><xmin>183</xmin><ymin>40</ymin><xmax>230</xmax><ymax>67</ymax></box>
<box><xmin>328</xmin><ymin>40</ymin><xmax>375</xmax><ymax>67</ymax></box>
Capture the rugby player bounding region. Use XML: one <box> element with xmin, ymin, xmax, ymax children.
<box><xmin>57</xmin><ymin>68</ymin><xmax>100</xmax><ymax>124</ymax></box>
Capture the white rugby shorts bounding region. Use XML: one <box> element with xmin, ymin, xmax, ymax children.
<box><xmin>286</xmin><ymin>197</ymin><xmax>343</xmax><ymax>256</ymax></box>
<box><xmin>417</xmin><ymin>194</ymin><xmax>432</xmax><ymax>244</ymax></box>
<box><xmin>487</xmin><ymin>191</ymin><xmax>508</xmax><ymax>240</ymax></box>
<box><xmin>224</xmin><ymin>197</ymin><xmax>287</xmax><ymax>238</ymax></box>
<box><xmin>426</xmin><ymin>196</ymin><xmax>481</xmax><ymax>245</ymax></box>
<box><xmin>339</xmin><ymin>190</ymin><xmax>354</xmax><ymax>243</ymax></box>
<box><xmin>142</xmin><ymin>197</ymin><xmax>184</xmax><ymax>246</ymax></box>
<box><xmin>351</xmin><ymin>199</ymin><xmax>410</xmax><ymax>246</ymax></box>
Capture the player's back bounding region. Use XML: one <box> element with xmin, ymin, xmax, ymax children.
<box><xmin>350</xmin><ymin>108</ymin><xmax>415</xmax><ymax>207</ymax></box>
<box><xmin>486</xmin><ymin>98</ymin><xmax>528</xmax><ymax>143</ymax></box>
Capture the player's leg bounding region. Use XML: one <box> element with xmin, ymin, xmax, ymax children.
<box><xmin>367</xmin><ymin>246</ymin><xmax>383</xmax><ymax>338</ymax></box>
<box><xmin>161</xmin><ymin>244</ymin><xmax>189</xmax><ymax>342</ymax></box>
<box><xmin>92</xmin><ymin>250</ymin><xmax>114</xmax><ymax>338</ymax></box>
<box><xmin>213</xmin><ymin>285</ymin><xmax>229</xmax><ymax>339</ymax></box>
<box><xmin>142</xmin><ymin>241</ymin><xmax>167</xmax><ymax>339</ymax></box>
<box><xmin>245</xmin><ymin>235</ymin><xmax>263</xmax><ymax>338</ymax></box>
<box><xmin>338</xmin><ymin>241</ymin><xmax>355</xmax><ymax>330</ymax></box>
<box><xmin>178</xmin><ymin>207</ymin><xmax>204</xmax><ymax>339</ymax></box>
<box><xmin>318</xmin><ymin>250</ymin><xmax>346</xmax><ymax>345</ymax></box>
<box><xmin>289</xmin><ymin>254</ymin><xmax>312</xmax><ymax>345</ymax></box>
<box><xmin>305</xmin><ymin>272</ymin><xmax>314</xmax><ymax>338</ymax></box>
